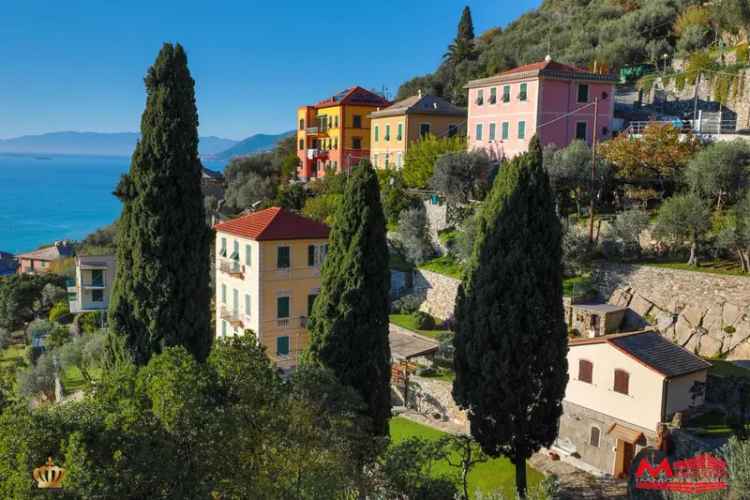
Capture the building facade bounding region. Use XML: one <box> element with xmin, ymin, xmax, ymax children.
<box><xmin>67</xmin><ymin>255</ymin><xmax>116</xmax><ymax>314</ymax></box>
<box><xmin>296</xmin><ymin>87</ymin><xmax>390</xmax><ymax>180</ymax></box>
<box><xmin>559</xmin><ymin>330</ymin><xmax>710</xmax><ymax>477</ymax></box>
<box><xmin>213</xmin><ymin>207</ymin><xmax>329</xmax><ymax>370</ymax></box>
<box><xmin>369</xmin><ymin>94</ymin><xmax>466</xmax><ymax>169</ymax></box>
<box><xmin>16</xmin><ymin>241</ymin><xmax>75</xmax><ymax>274</ymax></box>
<box><xmin>465</xmin><ymin>56</ymin><xmax>617</xmax><ymax>160</ymax></box>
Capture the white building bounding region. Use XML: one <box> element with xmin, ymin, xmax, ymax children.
<box><xmin>67</xmin><ymin>255</ymin><xmax>116</xmax><ymax>314</ymax></box>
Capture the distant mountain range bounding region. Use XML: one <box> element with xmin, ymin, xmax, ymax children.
<box><xmin>0</xmin><ymin>130</ymin><xmax>292</xmax><ymax>159</ymax></box>
<box><xmin>207</xmin><ymin>131</ymin><xmax>294</xmax><ymax>161</ymax></box>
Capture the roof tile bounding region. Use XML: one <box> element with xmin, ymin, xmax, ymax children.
<box><xmin>213</xmin><ymin>207</ymin><xmax>329</xmax><ymax>241</ymax></box>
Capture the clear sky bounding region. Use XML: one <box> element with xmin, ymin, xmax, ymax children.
<box><xmin>1</xmin><ymin>1</ymin><xmax>541</xmax><ymax>140</ymax></box>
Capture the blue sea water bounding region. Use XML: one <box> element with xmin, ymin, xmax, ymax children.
<box><xmin>0</xmin><ymin>154</ymin><xmax>226</xmax><ymax>254</ymax></box>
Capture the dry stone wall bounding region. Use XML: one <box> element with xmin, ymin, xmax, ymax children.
<box><xmin>592</xmin><ymin>263</ymin><xmax>750</xmax><ymax>361</ymax></box>
<box><xmin>413</xmin><ymin>269</ymin><xmax>460</xmax><ymax>320</ymax></box>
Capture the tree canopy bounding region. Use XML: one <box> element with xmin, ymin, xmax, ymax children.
<box><xmin>402</xmin><ymin>135</ymin><xmax>466</xmax><ymax>189</ymax></box>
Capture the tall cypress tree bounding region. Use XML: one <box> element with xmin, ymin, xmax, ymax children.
<box><xmin>452</xmin><ymin>136</ymin><xmax>568</xmax><ymax>498</ymax></box>
<box><xmin>307</xmin><ymin>161</ymin><xmax>391</xmax><ymax>438</ymax></box>
<box><xmin>444</xmin><ymin>6</ymin><xmax>477</xmax><ymax>64</ymax></box>
<box><xmin>109</xmin><ymin>43</ymin><xmax>212</xmax><ymax>365</ymax></box>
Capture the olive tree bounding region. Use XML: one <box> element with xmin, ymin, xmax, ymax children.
<box><xmin>684</xmin><ymin>140</ymin><xmax>750</xmax><ymax>210</ymax></box>
<box><xmin>653</xmin><ymin>194</ymin><xmax>711</xmax><ymax>266</ymax></box>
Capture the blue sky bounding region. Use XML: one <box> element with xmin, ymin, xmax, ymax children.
<box><xmin>1</xmin><ymin>1</ymin><xmax>540</xmax><ymax>140</ymax></box>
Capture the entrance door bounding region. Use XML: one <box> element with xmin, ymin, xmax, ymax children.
<box><xmin>614</xmin><ymin>439</ymin><xmax>636</xmax><ymax>478</ymax></box>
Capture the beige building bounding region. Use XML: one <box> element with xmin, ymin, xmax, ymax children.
<box><xmin>213</xmin><ymin>207</ymin><xmax>329</xmax><ymax>370</ymax></box>
<box><xmin>369</xmin><ymin>93</ymin><xmax>466</xmax><ymax>169</ymax></box>
<box><xmin>558</xmin><ymin>330</ymin><xmax>710</xmax><ymax>478</ymax></box>
<box><xmin>17</xmin><ymin>241</ymin><xmax>74</xmax><ymax>274</ymax></box>
<box><xmin>67</xmin><ymin>255</ymin><xmax>116</xmax><ymax>314</ymax></box>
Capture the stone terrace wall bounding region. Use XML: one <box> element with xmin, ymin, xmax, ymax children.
<box><xmin>592</xmin><ymin>263</ymin><xmax>750</xmax><ymax>361</ymax></box>
<box><xmin>413</xmin><ymin>269</ymin><xmax>460</xmax><ymax>321</ymax></box>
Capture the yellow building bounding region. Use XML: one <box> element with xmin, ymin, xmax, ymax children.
<box><xmin>296</xmin><ymin>86</ymin><xmax>390</xmax><ymax>180</ymax></box>
<box><xmin>213</xmin><ymin>207</ymin><xmax>329</xmax><ymax>370</ymax></box>
<box><xmin>369</xmin><ymin>93</ymin><xmax>466</xmax><ymax>169</ymax></box>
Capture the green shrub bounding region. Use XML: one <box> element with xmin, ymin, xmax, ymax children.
<box><xmin>392</xmin><ymin>295</ymin><xmax>422</xmax><ymax>314</ymax></box>
<box><xmin>79</xmin><ymin>312</ymin><xmax>101</xmax><ymax>334</ymax></box>
<box><xmin>49</xmin><ymin>300</ymin><xmax>70</xmax><ymax>323</ymax></box>
<box><xmin>412</xmin><ymin>311</ymin><xmax>435</xmax><ymax>330</ymax></box>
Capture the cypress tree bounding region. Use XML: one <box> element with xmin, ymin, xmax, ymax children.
<box><xmin>452</xmin><ymin>136</ymin><xmax>568</xmax><ymax>498</ymax></box>
<box><xmin>445</xmin><ymin>6</ymin><xmax>477</xmax><ymax>64</ymax></box>
<box><xmin>109</xmin><ymin>43</ymin><xmax>212</xmax><ymax>365</ymax></box>
<box><xmin>307</xmin><ymin>161</ymin><xmax>391</xmax><ymax>438</ymax></box>
<box><xmin>457</xmin><ymin>6</ymin><xmax>475</xmax><ymax>41</ymax></box>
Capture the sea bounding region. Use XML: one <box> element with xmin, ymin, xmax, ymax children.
<box><xmin>0</xmin><ymin>154</ymin><xmax>226</xmax><ymax>254</ymax></box>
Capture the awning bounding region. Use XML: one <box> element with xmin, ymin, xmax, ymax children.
<box><xmin>389</xmin><ymin>325</ymin><xmax>439</xmax><ymax>361</ymax></box>
<box><xmin>608</xmin><ymin>423</ymin><xmax>644</xmax><ymax>444</ymax></box>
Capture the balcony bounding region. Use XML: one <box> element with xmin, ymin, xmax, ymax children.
<box><xmin>82</xmin><ymin>278</ymin><xmax>105</xmax><ymax>288</ymax></box>
<box><xmin>219</xmin><ymin>259</ymin><xmax>245</xmax><ymax>279</ymax></box>
<box><xmin>306</xmin><ymin>124</ymin><xmax>328</xmax><ymax>136</ymax></box>
<box><xmin>220</xmin><ymin>307</ymin><xmax>244</xmax><ymax>328</ymax></box>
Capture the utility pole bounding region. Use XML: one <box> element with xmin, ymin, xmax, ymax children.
<box><xmin>588</xmin><ymin>97</ymin><xmax>599</xmax><ymax>246</ymax></box>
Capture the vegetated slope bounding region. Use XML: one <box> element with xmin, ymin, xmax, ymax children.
<box><xmin>398</xmin><ymin>0</ymin><xmax>694</xmax><ymax>105</ymax></box>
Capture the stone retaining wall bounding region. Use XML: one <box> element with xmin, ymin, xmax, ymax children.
<box><xmin>592</xmin><ymin>263</ymin><xmax>750</xmax><ymax>361</ymax></box>
<box><xmin>413</xmin><ymin>269</ymin><xmax>460</xmax><ymax>321</ymax></box>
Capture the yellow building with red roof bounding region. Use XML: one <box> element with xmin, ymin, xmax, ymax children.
<box><xmin>213</xmin><ymin>207</ymin><xmax>329</xmax><ymax>370</ymax></box>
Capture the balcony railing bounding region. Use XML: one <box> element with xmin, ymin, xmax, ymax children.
<box><xmin>220</xmin><ymin>307</ymin><xmax>244</xmax><ymax>327</ymax></box>
<box><xmin>272</xmin><ymin>316</ymin><xmax>310</xmax><ymax>329</ymax></box>
<box><xmin>219</xmin><ymin>259</ymin><xmax>245</xmax><ymax>279</ymax></box>
<box><xmin>624</xmin><ymin>119</ymin><xmax>739</xmax><ymax>136</ymax></box>
<box><xmin>82</xmin><ymin>278</ymin><xmax>105</xmax><ymax>288</ymax></box>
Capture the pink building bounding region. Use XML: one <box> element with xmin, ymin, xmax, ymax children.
<box><xmin>465</xmin><ymin>56</ymin><xmax>617</xmax><ymax>160</ymax></box>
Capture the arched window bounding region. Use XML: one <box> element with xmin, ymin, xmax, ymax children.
<box><xmin>614</xmin><ymin>369</ymin><xmax>630</xmax><ymax>395</ymax></box>
<box><xmin>590</xmin><ymin>426</ymin><xmax>600</xmax><ymax>447</ymax></box>
<box><xmin>578</xmin><ymin>359</ymin><xmax>593</xmax><ymax>383</ymax></box>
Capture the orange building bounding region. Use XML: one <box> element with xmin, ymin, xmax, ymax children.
<box><xmin>296</xmin><ymin>87</ymin><xmax>390</xmax><ymax>180</ymax></box>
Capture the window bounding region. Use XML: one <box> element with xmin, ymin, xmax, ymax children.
<box><xmin>502</xmin><ymin>85</ymin><xmax>511</xmax><ymax>103</ymax></box>
<box><xmin>245</xmin><ymin>293</ymin><xmax>251</xmax><ymax>317</ymax></box>
<box><xmin>320</xmin><ymin>244</ymin><xmax>328</xmax><ymax>264</ymax></box>
<box><xmin>397</xmin><ymin>123</ymin><xmax>403</xmax><ymax>140</ymax></box>
<box><xmin>220</xmin><ymin>237</ymin><xmax>227</xmax><ymax>257</ymax></box>
<box><xmin>299</xmin><ymin>139</ymin><xmax>304</xmax><ymax>150</ymax></box>
<box><xmin>385</xmin><ymin>125</ymin><xmax>391</xmax><ymax>141</ymax></box>
<box><xmin>221</xmin><ymin>284</ymin><xmax>227</xmax><ymax>304</ymax></box>
<box><xmin>222</xmin><ymin>320</ymin><xmax>227</xmax><ymax>337</ymax></box>
<box><xmin>476</xmin><ymin>89</ymin><xmax>484</xmax><ymax>105</ymax></box>
<box><xmin>245</xmin><ymin>244</ymin><xmax>252</xmax><ymax>266</ymax></box>
<box><xmin>277</xmin><ymin>246</ymin><xmax>290</xmax><ymax>269</ymax></box>
<box><xmin>353</xmin><ymin>115</ymin><xmax>362</xmax><ymax>128</ymax></box>
<box><xmin>327</xmin><ymin>116</ymin><xmax>333</xmax><ymax>129</ymax></box>
<box><xmin>475</xmin><ymin>123</ymin><xmax>483</xmax><ymax>141</ymax></box>
<box><xmin>501</xmin><ymin>122</ymin><xmax>509</xmax><ymax>140</ymax></box>
<box><xmin>276</xmin><ymin>336</ymin><xmax>290</xmax><ymax>356</ymax></box>
<box><xmin>334</xmin><ymin>115</ymin><xmax>339</xmax><ymax>128</ymax></box>
<box><xmin>299</xmin><ymin>118</ymin><xmax>304</xmax><ymax>130</ymax></box>
<box><xmin>577</xmin><ymin>84</ymin><xmax>589</xmax><ymax>103</ymax></box>
<box><xmin>352</xmin><ymin>137</ymin><xmax>362</xmax><ymax>149</ymax></box>
<box><xmin>373</xmin><ymin>154</ymin><xmax>378</xmax><ymax>167</ymax></box>
<box><xmin>518</xmin><ymin>121</ymin><xmax>526</xmax><ymax>139</ymax></box>
<box><xmin>614</xmin><ymin>369</ymin><xmax>630</xmax><ymax>395</ymax></box>
<box><xmin>590</xmin><ymin>427</ymin><xmax>600</xmax><ymax>447</ymax></box>
<box><xmin>91</xmin><ymin>289</ymin><xmax>104</xmax><ymax>302</ymax></box>
<box><xmin>308</xmin><ymin>245</ymin><xmax>317</xmax><ymax>267</ymax></box>
<box><xmin>231</xmin><ymin>240</ymin><xmax>239</xmax><ymax>261</ymax></box>
<box><xmin>307</xmin><ymin>294</ymin><xmax>318</xmax><ymax>316</ymax></box>
<box><xmin>333</xmin><ymin>138</ymin><xmax>338</xmax><ymax>149</ymax></box>
<box><xmin>519</xmin><ymin>83</ymin><xmax>528</xmax><ymax>101</ymax></box>
<box><xmin>396</xmin><ymin>152</ymin><xmax>403</xmax><ymax>168</ymax></box>
<box><xmin>576</xmin><ymin>122</ymin><xmax>587</xmax><ymax>141</ymax></box>
<box><xmin>578</xmin><ymin>359</ymin><xmax>593</xmax><ymax>383</ymax></box>
<box><xmin>91</xmin><ymin>269</ymin><xmax>103</xmax><ymax>287</ymax></box>
<box><xmin>277</xmin><ymin>296</ymin><xmax>290</xmax><ymax>319</ymax></box>
<box><xmin>232</xmin><ymin>288</ymin><xmax>239</xmax><ymax>314</ymax></box>
<box><xmin>448</xmin><ymin>124</ymin><xmax>458</xmax><ymax>137</ymax></box>
<box><xmin>420</xmin><ymin>123</ymin><xmax>430</xmax><ymax>138</ymax></box>
<box><xmin>489</xmin><ymin>87</ymin><xmax>497</xmax><ymax>104</ymax></box>
<box><xmin>374</xmin><ymin>126</ymin><xmax>379</xmax><ymax>142</ymax></box>
<box><xmin>489</xmin><ymin>123</ymin><xmax>496</xmax><ymax>141</ymax></box>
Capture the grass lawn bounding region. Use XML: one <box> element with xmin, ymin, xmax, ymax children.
<box><xmin>420</xmin><ymin>367</ymin><xmax>455</xmax><ymax>382</ymax></box>
<box><xmin>390</xmin><ymin>417</ymin><xmax>543</xmax><ymax>498</ymax></box>
<box><xmin>419</xmin><ymin>255</ymin><xmax>463</xmax><ymax>280</ymax></box>
<box><xmin>707</xmin><ymin>359</ymin><xmax>750</xmax><ymax>379</ymax></box>
<box><xmin>641</xmin><ymin>259</ymin><xmax>748</xmax><ymax>278</ymax></box>
<box><xmin>389</xmin><ymin>313</ymin><xmax>450</xmax><ymax>340</ymax></box>
<box><xmin>0</xmin><ymin>344</ymin><xmax>27</xmax><ymax>369</ymax></box>
<box><xmin>562</xmin><ymin>275</ymin><xmax>595</xmax><ymax>298</ymax></box>
<box><xmin>686</xmin><ymin>409</ymin><xmax>750</xmax><ymax>439</ymax></box>
<box><xmin>61</xmin><ymin>366</ymin><xmax>102</xmax><ymax>395</ymax></box>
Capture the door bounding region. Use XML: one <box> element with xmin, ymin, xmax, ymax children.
<box><xmin>614</xmin><ymin>439</ymin><xmax>635</xmax><ymax>478</ymax></box>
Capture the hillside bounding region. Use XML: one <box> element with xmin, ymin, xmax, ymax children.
<box><xmin>398</xmin><ymin>0</ymin><xmax>695</xmax><ymax>105</ymax></box>
<box><xmin>209</xmin><ymin>131</ymin><xmax>294</xmax><ymax>161</ymax></box>
<box><xmin>0</xmin><ymin>131</ymin><xmax>237</xmax><ymax>157</ymax></box>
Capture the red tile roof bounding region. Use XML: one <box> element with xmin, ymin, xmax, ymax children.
<box><xmin>314</xmin><ymin>86</ymin><xmax>390</xmax><ymax>108</ymax></box>
<box><xmin>213</xmin><ymin>207</ymin><xmax>329</xmax><ymax>241</ymax></box>
<box><xmin>500</xmin><ymin>59</ymin><xmax>588</xmax><ymax>76</ymax></box>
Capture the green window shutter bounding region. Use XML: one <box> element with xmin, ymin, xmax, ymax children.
<box><xmin>502</xmin><ymin>122</ymin><xmax>509</xmax><ymax>140</ymax></box>
<box><xmin>476</xmin><ymin>124</ymin><xmax>483</xmax><ymax>141</ymax></box>
<box><xmin>308</xmin><ymin>245</ymin><xmax>316</xmax><ymax>266</ymax></box>
<box><xmin>277</xmin><ymin>246</ymin><xmax>290</xmax><ymax>268</ymax></box>
<box><xmin>578</xmin><ymin>84</ymin><xmax>589</xmax><ymax>103</ymax></box>
<box><xmin>519</xmin><ymin>83</ymin><xmax>528</xmax><ymax>101</ymax></box>
<box><xmin>397</xmin><ymin>123</ymin><xmax>403</xmax><ymax>140</ymax></box>
<box><xmin>518</xmin><ymin>121</ymin><xmax>526</xmax><ymax>139</ymax></box>
<box><xmin>307</xmin><ymin>294</ymin><xmax>318</xmax><ymax>316</ymax></box>
<box><xmin>489</xmin><ymin>123</ymin><xmax>496</xmax><ymax>141</ymax></box>
<box><xmin>503</xmin><ymin>85</ymin><xmax>510</xmax><ymax>102</ymax></box>
<box><xmin>276</xmin><ymin>336</ymin><xmax>290</xmax><ymax>356</ymax></box>
<box><xmin>375</xmin><ymin>126</ymin><xmax>379</xmax><ymax>141</ymax></box>
<box><xmin>245</xmin><ymin>244</ymin><xmax>252</xmax><ymax>266</ymax></box>
<box><xmin>277</xmin><ymin>296</ymin><xmax>290</xmax><ymax>318</ymax></box>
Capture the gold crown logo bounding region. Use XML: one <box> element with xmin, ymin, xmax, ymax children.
<box><xmin>33</xmin><ymin>457</ymin><xmax>65</xmax><ymax>489</ymax></box>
